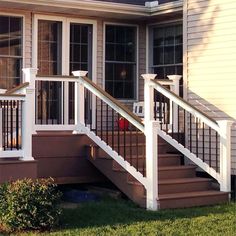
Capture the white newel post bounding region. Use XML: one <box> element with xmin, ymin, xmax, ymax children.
<box><xmin>217</xmin><ymin>120</ymin><xmax>234</xmax><ymax>192</ymax></box>
<box><xmin>167</xmin><ymin>75</ymin><xmax>181</xmax><ymax>132</ymax></box>
<box><xmin>72</xmin><ymin>71</ymin><xmax>88</xmax><ymax>133</ymax></box>
<box><xmin>142</xmin><ymin>74</ymin><xmax>159</xmax><ymax>210</ymax></box>
<box><xmin>21</xmin><ymin>68</ymin><xmax>38</xmax><ymax>161</ymax></box>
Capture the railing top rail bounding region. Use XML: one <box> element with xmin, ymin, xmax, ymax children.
<box><xmin>79</xmin><ymin>76</ymin><xmax>144</xmax><ymax>132</ymax></box>
<box><xmin>149</xmin><ymin>79</ymin><xmax>219</xmax><ymax>131</ymax></box>
<box><xmin>156</xmin><ymin>79</ymin><xmax>173</xmax><ymax>85</ymax></box>
<box><xmin>36</xmin><ymin>75</ymin><xmax>78</xmax><ymax>82</ymax></box>
<box><xmin>0</xmin><ymin>94</ymin><xmax>25</xmax><ymax>101</ymax></box>
<box><xmin>5</xmin><ymin>82</ymin><xmax>29</xmax><ymax>95</ymax></box>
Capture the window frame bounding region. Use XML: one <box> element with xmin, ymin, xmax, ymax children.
<box><xmin>148</xmin><ymin>21</ymin><xmax>183</xmax><ymax>79</ymax></box>
<box><xmin>103</xmin><ymin>22</ymin><xmax>139</xmax><ymax>101</ymax></box>
<box><xmin>0</xmin><ymin>12</ymin><xmax>25</xmax><ymax>89</ymax></box>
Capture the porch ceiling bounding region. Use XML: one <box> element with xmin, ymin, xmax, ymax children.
<box><xmin>0</xmin><ymin>0</ymin><xmax>183</xmax><ymax>20</ymax></box>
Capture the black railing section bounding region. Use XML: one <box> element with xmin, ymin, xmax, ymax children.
<box><xmin>84</xmin><ymin>88</ymin><xmax>146</xmax><ymax>177</ymax></box>
<box><xmin>153</xmin><ymin>86</ymin><xmax>219</xmax><ymax>172</ymax></box>
<box><xmin>0</xmin><ymin>100</ymin><xmax>22</xmax><ymax>150</ymax></box>
<box><xmin>36</xmin><ymin>81</ymin><xmax>63</xmax><ymax>125</ymax></box>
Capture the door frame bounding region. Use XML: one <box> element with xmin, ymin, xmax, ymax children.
<box><xmin>32</xmin><ymin>14</ymin><xmax>97</xmax><ymax>127</ymax></box>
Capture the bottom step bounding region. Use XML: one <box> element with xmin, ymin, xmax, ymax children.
<box><xmin>159</xmin><ymin>191</ymin><xmax>229</xmax><ymax>209</ymax></box>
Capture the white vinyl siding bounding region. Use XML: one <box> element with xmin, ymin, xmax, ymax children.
<box><xmin>184</xmin><ymin>0</ymin><xmax>236</xmax><ymax>174</ymax></box>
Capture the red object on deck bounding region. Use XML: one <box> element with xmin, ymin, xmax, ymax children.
<box><xmin>118</xmin><ymin>117</ymin><xmax>129</xmax><ymax>131</ymax></box>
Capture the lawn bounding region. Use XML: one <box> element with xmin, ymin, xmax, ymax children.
<box><xmin>13</xmin><ymin>199</ymin><xmax>236</xmax><ymax>236</ymax></box>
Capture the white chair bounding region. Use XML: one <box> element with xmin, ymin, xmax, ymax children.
<box><xmin>133</xmin><ymin>101</ymin><xmax>168</xmax><ymax>124</ymax></box>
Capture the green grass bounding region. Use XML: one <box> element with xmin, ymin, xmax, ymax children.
<box><xmin>11</xmin><ymin>199</ymin><xmax>236</xmax><ymax>236</ymax></box>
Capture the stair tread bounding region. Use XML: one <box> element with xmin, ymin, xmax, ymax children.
<box><xmin>159</xmin><ymin>177</ymin><xmax>212</xmax><ymax>184</ymax></box>
<box><xmin>159</xmin><ymin>165</ymin><xmax>196</xmax><ymax>171</ymax></box>
<box><xmin>159</xmin><ymin>190</ymin><xmax>228</xmax><ymax>200</ymax></box>
<box><xmin>128</xmin><ymin>177</ymin><xmax>211</xmax><ymax>186</ymax></box>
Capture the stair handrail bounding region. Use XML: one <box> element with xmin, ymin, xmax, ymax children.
<box><xmin>74</xmin><ymin>72</ymin><xmax>144</xmax><ymax>133</ymax></box>
<box><xmin>149</xmin><ymin>78</ymin><xmax>220</xmax><ymax>132</ymax></box>
<box><xmin>4</xmin><ymin>82</ymin><xmax>30</xmax><ymax>95</ymax></box>
<box><xmin>142</xmin><ymin>74</ymin><xmax>234</xmax><ymax>193</ymax></box>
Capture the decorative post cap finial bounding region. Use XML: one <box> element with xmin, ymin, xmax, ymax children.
<box><xmin>72</xmin><ymin>71</ymin><xmax>88</xmax><ymax>77</ymax></box>
<box><xmin>141</xmin><ymin>74</ymin><xmax>157</xmax><ymax>81</ymax></box>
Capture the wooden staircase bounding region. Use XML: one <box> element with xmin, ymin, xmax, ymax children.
<box><xmin>87</xmin><ymin>132</ymin><xmax>229</xmax><ymax>209</ymax></box>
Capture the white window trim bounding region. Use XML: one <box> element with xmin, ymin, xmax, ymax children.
<box><xmin>103</xmin><ymin>22</ymin><xmax>139</xmax><ymax>102</ymax></box>
<box><xmin>0</xmin><ymin>12</ymin><xmax>26</xmax><ymax>82</ymax></box>
<box><xmin>146</xmin><ymin>19</ymin><xmax>185</xmax><ymax>97</ymax></box>
<box><xmin>33</xmin><ymin>14</ymin><xmax>97</xmax><ymax>83</ymax></box>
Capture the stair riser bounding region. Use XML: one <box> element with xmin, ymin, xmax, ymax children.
<box><xmin>159</xmin><ymin>181</ymin><xmax>211</xmax><ymax>194</ymax></box>
<box><xmin>113</xmin><ymin>156</ymin><xmax>181</xmax><ymax>170</ymax></box>
<box><xmin>159</xmin><ymin>194</ymin><xmax>229</xmax><ymax>209</ymax></box>
<box><xmin>33</xmin><ymin>134</ymin><xmax>91</xmax><ymax>158</ymax></box>
<box><xmin>159</xmin><ymin>168</ymin><xmax>196</xmax><ymax>179</ymax></box>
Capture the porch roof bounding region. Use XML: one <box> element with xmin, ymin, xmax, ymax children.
<box><xmin>0</xmin><ymin>0</ymin><xmax>183</xmax><ymax>20</ymax></box>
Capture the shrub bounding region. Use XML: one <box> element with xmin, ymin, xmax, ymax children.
<box><xmin>0</xmin><ymin>178</ymin><xmax>62</xmax><ymax>232</ymax></box>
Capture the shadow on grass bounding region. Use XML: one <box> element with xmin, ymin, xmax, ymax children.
<box><xmin>59</xmin><ymin>198</ymin><xmax>234</xmax><ymax>230</ymax></box>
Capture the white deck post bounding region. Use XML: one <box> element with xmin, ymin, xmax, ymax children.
<box><xmin>217</xmin><ymin>120</ymin><xmax>234</xmax><ymax>192</ymax></box>
<box><xmin>72</xmin><ymin>71</ymin><xmax>88</xmax><ymax>133</ymax></box>
<box><xmin>142</xmin><ymin>74</ymin><xmax>159</xmax><ymax>210</ymax></box>
<box><xmin>167</xmin><ymin>75</ymin><xmax>181</xmax><ymax>133</ymax></box>
<box><xmin>21</xmin><ymin>68</ymin><xmax>38</xmax><ymax>161</ymax></box>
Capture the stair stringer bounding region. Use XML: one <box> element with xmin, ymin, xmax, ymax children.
<box><xmin>157</xmin><ymin>129</ymin><xmax>221</xmax><ymax>184</ymax></box>
<box><xmin>82</xmin><ymin>126</ymin><xmax>148</xmax><ymax>187</ymax></box>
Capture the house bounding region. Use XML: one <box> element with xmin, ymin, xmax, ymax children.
<box><xmin>0</xmin><ymin>0</ymin><xmax>235</xmax><ymax>210</ymax></box>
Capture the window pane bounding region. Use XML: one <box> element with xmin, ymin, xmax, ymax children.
<box><xmin>105</xmin><ymin>25</ymin><xmax>136</xmax><ymax>99</ymax></box>
<box><xmin>153</xmin><ymin>47</ymin><xmax>164</xmax><ymax>65</ymax></box>
<box><xmin>38</xmin><ymin>20</ymin><xmax>62</xmax><ymax>75</ymax></box>
<box><xmin>0</xmin><ymin>16</ymin><xmax>22</xmax><ymax>89</ymax></box>
<box><xmin>115</xmin><ymin>44</ymin><xmax>125</xmax><ymax>61</ymax></box>
<box><xmin>106</xmin><ymin>44</ymin><xmax>115</xmax><ymax>61</ymax></box>
<box><xmin>0</xmin><ymin>57</ymin><xmax>21</xmax><ymax>89</ymax></box>
<box><xmin>164</xmin><ymin>46</ymin><xmax>174</xmax><ymax>64</ymax></box>
<box><xmin>175</xmin><ymin>45</ymin><xmax>182</xmax><ymax>64</ymax></box>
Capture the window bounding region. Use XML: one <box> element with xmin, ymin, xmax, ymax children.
<box><xmin>150</xmin><ymin>24</ymin><xmax>183</xmax><ymax>95</ymax></box>
<box><xmin>105</xmin><ymin>25</ymin><xmax>137</xmax><ymax>99</ymax></box>
<box><xmin>0</xmin><ymin>15</ymin><xmax>23</xmax><ymax>89</ymax></box>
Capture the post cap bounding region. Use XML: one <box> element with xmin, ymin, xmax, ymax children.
<box><xmin>167</xmin><ymin>75</ymin><xmax>182</xmax><ymax>81</ymax></box>
<box><xmin>141</xmin><ymin>74</ymin><xmax>157</xmax><ymax>81</ymax></box>
<box><xmin>72</xmin><ymin>70</ymin><xmax>88</xmax><ymax>77</ymax></box>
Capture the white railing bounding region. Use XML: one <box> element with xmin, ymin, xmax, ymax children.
<box><xmin>142</xmin><ymin>74</ymin><xmax>233</xmax><ymax>193</ymax></box>
<box><xmin>0</xmin><ymin>74</ymin><xmax>34</xmax><ymax>161</ymax></box>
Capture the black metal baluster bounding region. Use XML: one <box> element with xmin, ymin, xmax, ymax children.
<box><xmin>196</xmin><ymin>118</ymin><xmax>198</xmax><ymax>157</ymax></box>
<box><xmin>136</xmin><ymin>127</ymin><xmax>139</xmax><ymax>171</ymax></box>
<box><xmin>184</xmin><ymin>110</ymin><xmax>186</xmax><ymax>147</ymax></box>
<box><xmin>40</xmin><ymin>81</ymin><xmax>43</xmax><ymax>124</ymax></box>
<box><xmin>154</xmin><ymin>90</ymin><xmax>157</xmax><ymax>121</ymax></box>
<box><xmin>16</xmin><ymin>101</ymin><xmax>19</xmax><ymax>150</ymax></box>
<box><xmin>101</xmin><ymin>100</ymin><xmax>103</xmax><ymax>140</ymax></box>
<box><xmin>209</xmin><ymin>127</ymin><xmax>212</xmax><ymax>167</ymax></box>
<box><xmin>190</xmin><ymin>113</ymin><xmax>192</xmax><ymax>152</ymax></box>
<box><xmin>112</xmin><ymin>109</ymin><xmax>114</xmax><ymax>149</ymax></box>
<box><xmin>202</xmin><ymin>122</ymin><xmax>205</xmax><ymax>162</ymax></box>
<box><xmin>117</xmin><ymin>113</ymin><xmax>120</xmax><ymax>155</ymax></box>
<box><xmin>106</xmin><ymin>104</ymin><xmax>108</xmax><ymax>144</ymax></box>
<box><xmin>216</xmin><ymin>132</ymin><xmax>219</xmax><ymax>172</ymax></box>
<box><xmin>165</xmin><ymin>97</ymin><xmax>168</xmax><ymax>133</ymax></box>
<box><xmin>123</xmin><ymin>118</ymin><xmax>126</xmax><ymax>160</ymax></box>
<box><xmin>177</xmin><ymin>105</ymin><xmax>180</xmax><ymax>142</ymax></box>
<box><xmin>129</xmin><ymin>124</ymin><xmax>132</xmax><ymax>166</ymax></box>
<box><xmin>10</xmin><ymin>101</ymin><xmax>13</xmax><ymax>150</ymax></box>
<box><xmin>171</xmin><ymin>101</ymin><xmax>174</xmax><ymax>138</ymax></box>
<box><xmin>6</xmin><ymin>100</ymin><xmax>9</xmax><ymax>149</ymax></box>
<box><xmin>2</xmin><ymin>101</ymin><xmax>5</xmax><ymax>150</ymax></box>
<box><xmin>95</xmin><ymin>97</ymin><xmax>98</xmax><ymax>135</ymax></box>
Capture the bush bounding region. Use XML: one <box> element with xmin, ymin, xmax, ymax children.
<box><xmin>0</xmin><ymin>178</ymin><xmax>62</xmax><ymax>232</ymax></box>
